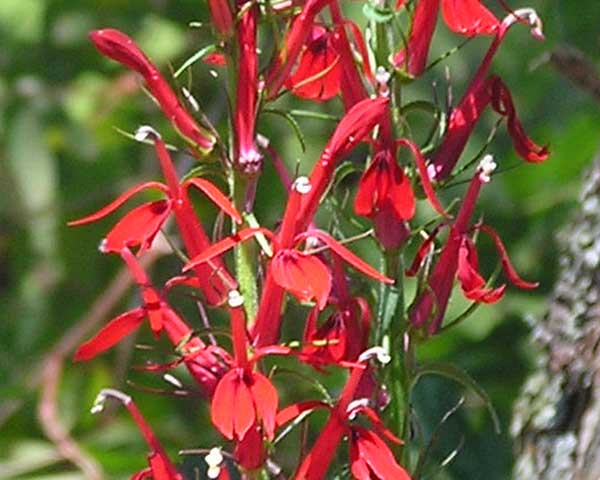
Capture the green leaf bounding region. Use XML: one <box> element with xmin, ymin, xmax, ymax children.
<box><xmin>413</xmin><ymin>362</ymin><xmax>501</xmax><ymax>434</ymax></box>
<box><xmin>262</xmin><ymin>109</ymin><xmax>306</xmax><ymax>152</ymax></box>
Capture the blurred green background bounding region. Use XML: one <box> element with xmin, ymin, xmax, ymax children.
<box><xmin>1</xmin><ymin>0</ymin><xmax>599</xmax><ymax>478</ymax></box>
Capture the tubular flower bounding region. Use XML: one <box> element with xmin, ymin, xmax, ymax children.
<box><xmin>207</xmin><ymin>0</ymin><xmax>234</xmax><ymax>38</ymax></box>
<box><xmin>89</xmin><ymin>29</ymin><xmax>216</xmax><ymax>153</ymax></box>
<box><xmin>75</xmin><ymin>248</ymin><xmax>231</xmax><ymax>396</ymax></box>
<box><xmin>69</xmin><ymin>127</ymin><xmax>240</xmax><ymax>304</ymax></box>
<box><xmin>408</xmin><ymin>156</ymin><xmax>538</xmax><ymax>334</ymax></box>
<box><xmin>91</xmin><ymin>389</ymin><xmax>182</xmax><ymax>480</ymax></box>
<box><xmin>265</xmin><ymin>0</ymin><xmax>335</xmax><ymax>98</ymax></box>
<box><xmin>288</xmin><ymin>348</ymin><xmax>410</xmax><ymax>480</ymax></box>
<box><xmin>285</xmin><ymin>23</ymin><xmax>341</xmax><ymax>102</ymax></box>
<box><xmin>210</xmin><ymin>291</ymin><xmax>291</xmax><ymax>471</ymax></box>
<box><xmin>234</xmin><ymin>1</ymin><xmax>262</xmax><ymax>175</ymax></box>
<box><xmin>393</xmin><ymin>0</ymin><xmax>440</xmax><ymax>77</ymax></box>
<box><xmin>429</xmin><ymin>8</ymin><xmax>547</xmax><ymax>180</ymax></box>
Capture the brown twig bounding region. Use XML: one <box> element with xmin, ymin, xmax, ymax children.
<box><xmin>549</xmin><ymin>45</ymin><xmax>600</xmax><ymax>104</ymax></box>
<box><xmin>35</xmin><ymin>248</ymin><xmax>164</xmax><ymax>479</ymax></box>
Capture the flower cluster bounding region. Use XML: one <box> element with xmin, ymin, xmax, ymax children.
<box><xmin>71</xmin><ymin>1</ymin><xmax>548</xmax><ymax>478</ymax></box>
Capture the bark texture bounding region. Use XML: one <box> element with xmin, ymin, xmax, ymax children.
<box><xmin>512</xmin><ymin>157</ymin><xmax>600</xmax><ymax>479</ymax></box>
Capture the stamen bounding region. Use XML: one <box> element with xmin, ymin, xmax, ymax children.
<box><xmin>293</xmin><ymin>176</ymin><xmax>312</xmax><ymax>194</ymax></box>
<box><xmin>227</xmin><ymin>289</ymin><xmax>244</xmax><ymax>308</ymax></box>
<box><xmin>91</xmin><ymin>388</ymin><xmax>132</xmax><ymax>414</ymax></box>
<box><xmin>205</xmin><ymin>447</ymin><xmax>224</xmax><ymax>479</ymax></box>
<box><xmin>358</xmin><ymin>346</ymin><xmax>391</xmax><ymax>364</ymax></box>
<box><xmin>134</xmin><ymin>125</ymin><xmax>161</xmax><ymax>142</ymax></box>
<box><xmin>478</xmin><ymin>154</ymin><xmax>497</xmax><ymax>183</ymax></box>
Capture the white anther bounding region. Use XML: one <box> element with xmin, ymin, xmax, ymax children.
<box><xmin>504</xmin><ymin>8</ymin><xmax>544</xmax><ymax>41</ymax></box>
<box><xmin>98</xmin><ymin>238</ymin><xmax>108</xmax><ymax>253</ymax></box>
<box><xmin>347</xmin><ymin>398</ymin><xmax>370</xmax><ymax>419</ymax></box>
<box><xmin>209</xmin><ymin>69</ymin><xmax>218</xmax><ymax>78</ymax></box>
<box><xmin>91</xmin><ymin>388</ymin><xmax>132</xmax><ymax>414</ymax></box>
<box><xmin>358</xmin><ymin>346</ymin><xmax>391</xmax><ymax>365</ymax></box>
<box><xmin>163</xmin><ymin>373</ymin><xmax>183</xmax><ymax>389</ymax></box>
<box><xmin>375</xmin><ymin>66</ymin><xmax>391</xmax><ymax>87</ymax></box>
<box><xmin>135</xmin><ymin>125</ymin><xmax>161</xmax><ymax>142</ymax></box>
<box><xmin>256</xmin><ymin>133</ymin><xmax>270</xmax><ymax>149</ymax></box>
<box><xmin>293</xmin><ymin>176</ymin><xmax>312</xmax><ymax>194</ymax></box>
<box><xmin>227</xmin><ymin>290</ymin><xmax>244</xmax><ymax>308</ymax></box>
<box><xmin>205</xmin><ymin>447</ymin><xmax>224</xmax><ymax>479</ymax></box>
<box><xmin>478</xmin><ymin>154</ymin><xmax>497</xmax><ymax>183</ymax></box>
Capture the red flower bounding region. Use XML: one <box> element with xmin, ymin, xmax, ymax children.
<box><xmin>89</xmin><ymin>29</ymin><xmax>215</xmax><ymax>154</ymax></box>
<box><xmin>286</xmin><ymin>23</ymin><xmax>341</xmax><ymax>102</ymax></box>
<box><xmin>393</xmin><ymin>0</ymin><xmax>440</xmax><ymax>77</ymax></box>
<box><xmin>441</xmin><ymin>0</ymin><xmax>499</xmax><ymax>36</ymax></box>
<box><xmin>408</xmin><ymin>156</ymin><xmax>538</xmax><ymax>334</ymax></box>
<box><xmin>75</xmin><ymin>249</ymin><xmax>231</xmax><ymax>395</ymax></box>
<box><xmin>91</xmin><ymin>389</ymin><xmax>182</xmax><ymax>480</ymax></box>
<box><xmin>287</xmin><ymin>348</ymin><xmax>410</xmax><ymax>480</ymax></box>
<box><xmin>234</xmin><ymin>2</ymin><xmax>262</xmax><ymax>175</ymax></box>
<box><xmin>210</xmin><ymin>291</ymin><xmax>290</xmax><ymax>471</ymax></box>
<box><xmin>69</xmin><ymin>128</ymin><xmax>240</xmax><ymax>304</ymax></box>
<box><xmin>354</xmin><ymin>148</ymin><xmax>415</xmax><ymax>222</ymax></box>
<box><xmin>428</xmin><ymin>9</ymin><xmax>547</xmax><ymax>180</ymax></box>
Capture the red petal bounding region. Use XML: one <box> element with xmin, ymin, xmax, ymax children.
<box><xmin>441</xmin><ymin>0</ymin><xmax>499</xmax><ymax>36</ymax></box>
<box><xmin>354</xmin><ymin>427</ymin><xmax>411</xmax><ymax>480</ymax></box>
<box><xmin>406</xmin><ymin>225</ymin><xmax>444</xmax><ymax>276</ymax></box>
<box><xmin>102</xmin><ymin>200</ymin><xmax>170</xmax><ymax>253</ymax></box>
<box><xmin>271</xmin><ymin>251</ymin><xmax>332</xmax><ymax>309</ymax></box>
<box><xmin>354</xmin><ymin>157</ymin><xmax>381</xmax><ymax>217</ymax></box>
<box><xmin>183</xmin><ymin>227</ymin><xmax>274</xmax><ymax>272</ymax></box>
<box><xmin>479</xmin><ymin>224</ymin><xmax>539</xmax><ymax>289</ymax></box>
<box><xmin>396</xmin><ymin>138</ymin><xmax>449</xmax><ymax>218</ymax></box>
<box><xmin>457</xmin><ymin>237</ymin><xmax>505</xmax><ymax>303</ymax></box>
<box><xmin>388</xmin><ymin>162</ymin><xmax>416</xmax><ymax>221</ymax></box>
<box><xmin>490</xmin><ymin>77</ymin><xmax>549</xmax><ymax>163</ymax></box>
<box><xmin>234</xmin><ymin>375</ymin><xmax>256</xmax><ymax>440</ymax></box>
<box><xmin>299</xmin><ymin>231</ymin><xmax>393</xmax><ymax>284</ymax></box>
<box><xmin>344</xmin><ymin>21</ymin><xmax>374</xmax><ymax>83</ymax></box>
<box><xmin>147</xmin><ymin>452</ymin><xmax>177</xmax><ymax>480</ymax></box>
<box><xmin>74</xmin><ymin>308</ymin><xmax>145</xmax><ymax>361</ymax></box>
<box><xmin>249</xmin><ymin>372</ymin><xmax>278</xmax><ymax>440</ymax></box>
<box><xmin>211</xmin><ymin>370</ymin><xmax>239</xmax><ymax>440</ymax></box>
<box><xmin>276</xmin><ymin>400</ymin><xmax>330</xmax><ymax>428</ymax></box>
<box><xmin>68</xmin><ymin>181</ymin><xmax>168</xmax><ymax>226</ymax></box>
<box><xmin>89</xmin><ymin>29</ymin><xmax>154</xmax><ymax>75</ymax></box>
<box><xmin>183</xmin><ymin>178</ymin><xmax>242</xmax><ymax>223</ymax></box>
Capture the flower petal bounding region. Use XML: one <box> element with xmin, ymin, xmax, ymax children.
<box><xmin>211</xmin><ymin>370</ymin><xmax>239</xmax><ymax>440</ymax></box>
<box><xmin>457</xmin><ymin>237</ymin><xmax>505</xmax><ymax>303</ymax></box>
<box><xmin>249</xmin><ymin>372</ymin><xmax>278</xmax><ymax>440</ymax></box>
<box><xmin>184</xmin><ymin>178</ymin><xmax>242</xmax><ymax>223</ymax></box>
<box><xmin>299</xmin><ymin>231</ymin><xmax>393</xmax><ymax>284</ymax></box>
<box><xmin>353</xmin><ymin>427</ymin><xmax>411</xmax><ymax>480</ymax></box>
<box><xmin>183</xmin><ymin>227</ymin><xmax>274</xmax><ymax>272</ymax></box>
<box><xmin>441</xmin><ymin>0</ymin><xmax>499</xmax><ymax>36</ymax></box>
<box><xmin>68</xmin><ymin>182</ymin><xmax>168</xmax><ymax>226</ymax></box>
<box><xmin>102</xmin><ymin>200</ymin><xmax>171</xmax><ymax>253</ymax></box>
<box><xmin>74</xmin><ymin>308</ymin><xmax>145</xmax><ymax>361</ymax></box>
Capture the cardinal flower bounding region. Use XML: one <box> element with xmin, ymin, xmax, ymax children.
<box><xmin>441</xmin><ymin>0</ymin><xmax>499</xmax><ymax>36</ymax></box>
<box><xmin>286</xmin><ymin>348</ymin><xmax>411</xmax><ymax>480</ymax></box>
<box><xmin>75</xmin><ymin>248</ymin><xmax>231</xmax><ymax>396</ymax></box>
<box><xmin>91</xmin><ymin>389</ymin><xmax>182</xmax><ymax>480</ymax></box>
<box><xmin>408</xmin><ymin>156</ymin><xmax>538</xmax><ymax>334</ymax></box>
<box><xmin>429</xmin><ymin>9</ymin><xmax>547</xmax><ymax>180</ymax></box>
<box><xmin>89</xmin><ymin>29</ymin><xmax>215</xmax><ymax>153</ymax></box>
<box><xmin>285</xmin><ymin>23</ymin><xmax>341</xmax><ymax>101</ymax></box>
<box><xmin>69</xmin><ymin>126</ymin><xmax>239</xmax><ymax>304</ymax></box>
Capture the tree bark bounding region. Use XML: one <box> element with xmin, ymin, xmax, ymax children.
<box><xmin>512</xmin><ymin>155</ymin><xmax>600</xmax><ymax>479</ymax></box>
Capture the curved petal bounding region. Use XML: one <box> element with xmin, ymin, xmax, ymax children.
<box><xmin>102</xmin><ymin>200</ymin><xmax>170</xmax><ymax>253</ymax></box>
<box><xmin>299</xmin><ymin>231</ymin><xmax>393</xmax><ymax>284</ymax></box>
<box><xmin>68</xmin><ymin>182</ymin><xmax>168</xmax><ymax>226</ymax></box>
<box><xmin>249</xmin><ymin>372</ymin><xmax>279</xmax><ymax>440</ymax></box>
<box><xmin>211</xmin><ymin>370</ymin><xmax>239</xmax><ymax>440</ymax></box>
<box><xmin>183</xmin><ymin>178</ymin><xmax>242</xmax><ymax>223</ymax></box>
<box><xmin>354</xmin><ymin>427</ymin><xmax>411</xmax><ymax>480</ymax></box>
<box><xmin>234</xmin><ymin>376</ymin><xmax>256</xmax><ymax>440</ymax></box>
<box><xmin>387</xmin><ymin>162</ymin><xmax>416</xmax><ymax>221</ymax></box>
<box><xmin>74</xmin><ymin>308</ymin><xmax>145</xmax><ymax>361</ymax></box>
<box><xmin>354</xmin><ymin>156</ymin><xmax>383</xmax><ymax>217</ymax></box>
<box><xmin>183</xmin><ymin>227</ymin><xmax>274</xmax><ymax>272</ymax></box>
<box><xmin>457</xmin><ymin>237</ymin><xmax>505</xmax><ymax>303</ymax></box>
<box><xmin>442</xmin><ymin>0</ymin><xmax>499</xmax><ymax>36</ymax></box>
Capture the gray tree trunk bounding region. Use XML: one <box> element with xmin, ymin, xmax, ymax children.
<box><xmin>512</xmin><ymin>156</ymin><xmax>600</xmax><ymax>479</ymax></box>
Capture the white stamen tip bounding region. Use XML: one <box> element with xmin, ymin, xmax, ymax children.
<box><xmin>358</xmin><ymin>346</ymin><xmax>391</xmax><ymax>364</ymax></box>
<box><xmin>228</xmin><ymin>290</ymin><xmax>244</xmax><ymax>308</ymax></box>
<box><xmin>347</xmin><ymin>398</ymin><xmax>370</xmax><ymax>419</ymax></box>
<box><xmin>256</xmin><ymin>133</ymin><xmax>270</xmax><ymax>148</ymax></box>
<box><xmin>163</xmin><ymin>373</ymin><xmax>184</xmax><ymax>389</ymax></box>
<box><xmin>478</xmin><ymin>154</ymin><xmax>497</xmax><ymax>183</ymax></box>
<box><xmin>91</xmin><ymin>388</ymin><xmax>131</xmax><ymax>414</ymax></box>
<box><xmin>135</xmin><ymin>125</ymin><xmax>161</xmax><ymax>142</ymax></box>
<box><xmin>293</xmin><ymin>176</ymin><xmax>312</xmax><ymax>194</ymax></box>
<box><xmin>209</xmin><ymin>70</ymin><xmax>218</xmax><ymax>78</ymax></box>
<box><xmin>205</xmin><ymin>447</ymin><xmax>224</xmax><ymax>479</ymax></box>
<box><xmin>375</xmin><ymin>66</ymin><xmax>391</xmax><ymax>86</ymax></box>
<box><xmin>507</xmin><ymin>8</ymin><xmax>544</xmax><ymax>41</ymax></box>
<box><xmin>98</xmin><ymin>238</ymin><xmax>108</xmax><ymax>253</ymax></box>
